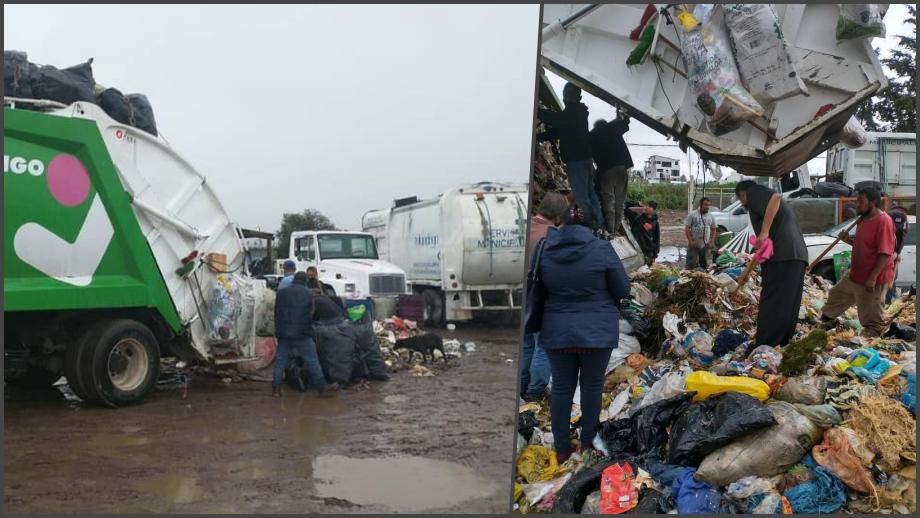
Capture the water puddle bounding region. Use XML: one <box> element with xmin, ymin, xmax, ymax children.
<box><xmin>383</xmin><ymin>394</ymin><xmax>408</xmax><ymax>404</ymax></box>
<box><xmin>311</xmin><ymin>455</ymin><xmax>496</xmax><ymax>511</ymax></box>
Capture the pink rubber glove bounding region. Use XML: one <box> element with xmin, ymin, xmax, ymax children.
<box><xmin>748</xmin><ymin>235</ymin><xmax>774</xmax><ymax>264</ymax></box>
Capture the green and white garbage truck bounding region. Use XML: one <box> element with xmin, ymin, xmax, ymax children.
<box><xmin>4</xmin><ymin>99</ymin><xmax>268</xmax><ymax>407</ymax></box>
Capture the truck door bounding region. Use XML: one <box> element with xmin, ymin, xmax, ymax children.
<box><xmin>294</xmin><ymin>236</ymin><xmax>317</xmax><ymax>266</ymax></box>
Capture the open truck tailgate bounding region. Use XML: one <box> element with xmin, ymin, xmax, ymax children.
<box><xmin>541</xmin><ymin>4</ymin><xmax>889</xmax><ymax>177</ymax></box>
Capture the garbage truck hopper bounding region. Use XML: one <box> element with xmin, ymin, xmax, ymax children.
<box><xmin>4</xmin><ymin>100</ymin><xmax>265</xmax><ymax>406</ymax></box>
<box><xmin>541</xmin><ymin>4</ymin><xmax>889</xmax><ymax>177</ymax></box>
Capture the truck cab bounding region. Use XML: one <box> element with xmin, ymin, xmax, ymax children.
<box><xmin>277</xmin><ymin>230</ymin><xmax>409</xmax><ymax>299</ymax></box>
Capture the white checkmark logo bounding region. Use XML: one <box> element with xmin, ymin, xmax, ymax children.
<box><xmin>14</xmin><ymin>194</ymin><xmax>115</xmax><ymax>287</ymax></box>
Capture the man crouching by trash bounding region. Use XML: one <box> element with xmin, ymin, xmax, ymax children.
<box><xmin>273</xmin><ymin>271</ymin><xmax>338</xmax><ymax>397</ymax></box>
<box><xmin>819</xmin><ymin>187</ymin><xmax>896</xmax><ymax>337</ymax></box>
<box><xmin>735</xmin><ymin>180</ymin><xmax>808</xmax><ymax>347</ymax></box>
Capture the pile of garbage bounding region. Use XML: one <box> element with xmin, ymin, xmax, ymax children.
<box><xmin>514</xmin><ymin>255</ymin><xmax>916</xmax><ymax>514</ymax></box>
<box><xmin>373</xmin><ymin>316</ymin><xmax>476</xmax><ymax>373</ymax></box>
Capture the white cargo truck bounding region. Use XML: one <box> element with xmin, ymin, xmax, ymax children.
<box><xmin>825</xmin><ymin>132</ymin><xmax>916</xmax><ymax>196</ymax></box>
<box><xmin>362</xmin><ymin>182</ymin><xmax>528</xmax><ymax>325</ymax></box>
<box><xmin>276</xmin><ymin>230</ymin><xmax>410</xmax><ymax>301</ymax></box>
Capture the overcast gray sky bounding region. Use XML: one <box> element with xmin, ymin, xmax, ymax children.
<box><xmin>546</xmin><ymin>3</ymin><xmax>913</xmax><ymax>185</ymax></box>
<box><xmin>5</xmin><ymin>4</ymin><xmax>539</xmax><ymax>232</ymax></box>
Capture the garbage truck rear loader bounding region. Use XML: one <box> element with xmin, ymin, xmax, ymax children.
<box><xmin>541</xmin><ymin>4</ymin><xmax>889</xmax><ymax>178</ymax></box>
<box><xmin>363</xmin><ymin>182</ymin><xmax>528</xmax><ymax>325</ymax></box>
<box><xmin>4</xmin><ymin>101</ymin><xmax>265</xmax><ymax>407</ymax></box>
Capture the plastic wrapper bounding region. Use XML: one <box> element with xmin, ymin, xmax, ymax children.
<box><xmin>836</xmin><ymin>4</ymin><xmax>886</xmax><ymax>41</ymax></box>
<box><xmin>679</xmin><ymin>5</ymin><xmax>765</xmax><ymax>135</ymax></box>
<box><xmin>685</xmin><ymin>370</ymin><xmax>771</xmax><ymax>402</ymax></box>
<box><xmin>724</xmin><ymin>4</ymin><xmax>808</xmax><ymax>105</ymax></box>
<box><xmin>682</xmin><ymin>331</ymin><xmax>715</xmax><ymax>366</ymax></box>
<box><xmin>667</xmin><ymin>392</ymin><xmax>777</xmax><ymax>466</ymax></box>
<box><xmin>600</xmin><ymin>463</ymin><xmax>639</xmax><ymax>513</ymax></box>
<box><xmin>747</xmin><ymin>345</ymin><xmax>782</xmax><ymax>374</ymax></box>
<box><xmin>812</xmin><ymin>427</ymin><xmax>876</xmax><ymax>494</ymax></box>
<box><xmin>517</xmin><ymin>445</ymin><xmax>566</xmax><ymax>484</ymax></box>
<box><xmin>774</xmin><ymin>375</ymin><xmax>828</xmax><ymax>405</ymax></box>
<box><xmin>636</xmin><ymin>366</ymin><xmax>691</xmax><ymax>410</ymax></box>
<box><xmin>696</xmin><ymin>402</ymin><xmax>823</xmax><ymax>486</ymax></box>
<box><xmin>725</xmin><ymin>476</ymin><xmax>782</xmax><ymax>514</ymax></box>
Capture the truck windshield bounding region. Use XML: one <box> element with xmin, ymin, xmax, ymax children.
<box><xmin>317</xmin><ymin>234</ymin><xmax>379</xmax><ymax>260</ymax></box>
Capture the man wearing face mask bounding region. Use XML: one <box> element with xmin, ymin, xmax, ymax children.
<box><xmin>819</xmin><ymin>187</ymin><xmax>896</xmax><ymax>336</ymax></box>
<box><xmin>734</xmin><ymin>180</ymin><xmax>808</xmax><ymax>347</ymax></box>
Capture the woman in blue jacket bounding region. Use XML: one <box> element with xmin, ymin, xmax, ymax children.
<box><xmin>537</xmin><ymin>203</ymin><xmax>630</xmax><ymax>463</ymax></box>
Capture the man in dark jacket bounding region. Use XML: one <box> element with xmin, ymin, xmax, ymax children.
<box><xmin>736</xmin><ymin>180</ymin><xmax>808</xmax><ymax>347</ymax></box>
<box><xmin>537</xmin><ymin>83</ymin><xmax>605</xmax><ymax>230</ymax></box>
<box><xmin>885</xmin><ymin>206</ymin><xmax>909</xmax><ymax>304</ymax></box>
<box><xmin>625</xmin><ymin>201</ymin><xmax>660</xmax><ymax>266</ymax></box>
<box><xmin>273</xmin><ymin>271</ymin><xmax>337</xmax><ymax>396</ymax></box>
<box><xmin>590</xmin><ymin>115</ymin><xmax>633</xmax><ymax>235</ymax></box>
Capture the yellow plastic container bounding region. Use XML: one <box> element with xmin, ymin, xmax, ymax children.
<box><xmin>685</xmin><ymin>370</ymin><xmax>771</xmax><ymax>402</ymax></box>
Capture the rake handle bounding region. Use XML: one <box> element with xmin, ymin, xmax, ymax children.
<box><xmin>806</xmin><ymin>217</ymin><xmax>861</xmax><ymax>273</ymax></box>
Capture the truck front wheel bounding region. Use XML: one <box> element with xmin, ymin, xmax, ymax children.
<box><xmin>68</xmin><ymin>319</ymin><xmax>160</xmax><ymax>407</ymax></box>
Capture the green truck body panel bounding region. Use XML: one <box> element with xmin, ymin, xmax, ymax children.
<box><xmin>3</xmin><ymin>108</ymin><xmax>183</xmax><ymax>332</ymax></box>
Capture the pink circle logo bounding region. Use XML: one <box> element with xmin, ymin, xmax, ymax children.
<box><xmin>47</xmin><ymin>154</ymin><xmax>91</xmax><ymax>207</ymax></box>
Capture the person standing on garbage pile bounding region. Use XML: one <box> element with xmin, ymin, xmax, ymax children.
<box><xmin>625</xmin><ymin>201</ymin><xmax>660</xmax><ymax>266</ymax></box>
<box><xmin>684</xmin><ymin>197</ymin><xmax>716</xmax><ymax>270</ymax></box>
<box><xmin>884</xmin><ymin>205</ymin><xmax>909</xmax><ymax>304</ymax></box>
<box><xmin>536</xmin><ymin>202</ymin><xmax>630</xmax><ymax>464</ymax></box>
<box><xmin>735</xmin><ymin>180</ymin><xmax>808</xmax><ymax>347</ymax></box>
<box><xmin>273</xmin><ymin>272</ymin><xmax>338</xmax><ymax>397</ymax></box>
<box><xmin>537</xmin><ymin>82</ymin><xmax>606</xmax><ymax>231</ymax></box>
<box><xmin>819</xmin><ymin>187</ymin><xmax>896</xmax><ymax>337</ymax></box>
<box><xmin>589</xmin><ymin>112</ymin><xmax>633</xmax><ymax>236</ymax></box>
<box><xmin>521</xmin><ymin>192</ymin><xmax>568</xmax><ymax>402</ymax></box>
<box><xmin>277</xmin><ymin>259</ymin><xmax>297</xmax><ymax>290</ymax></box>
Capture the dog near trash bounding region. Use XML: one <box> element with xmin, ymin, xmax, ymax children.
<box><xmin>393</xmin><ymin>333</ymin><xmax>447</xmax><ymax>363</ymax></box>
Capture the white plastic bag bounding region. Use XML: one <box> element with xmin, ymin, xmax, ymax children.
<box><xmin>636</xmin><ymin>366</ymin><xmax>692</xmax><ymax>411</ymax></box>
<box><xmin>679</xmin><ymin>5</ymin><xmax>765</xmax><ymax>135</ymax></box>
<box><xmin>840</xmin><ymin>115</ymin><xmax>869</xmax><ymax>148</ymax></box>
<box><xmin>836</xmin><ymin>4</ymin><xmax>886</xmax><ymax>41</ymax></box>
<box><xmin>725</xmin><ymin>4</ymin><xmax>808</xmax><ymax>105</ymax></box>
<box><xmin>607</xmin><ymin>333</ymin><xmax>641</xmax><ymax>374</ymax></box>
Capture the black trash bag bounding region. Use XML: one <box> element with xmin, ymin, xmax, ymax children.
<box><xmin>314</xmin><ymin>322</ymin><xmax>356</xmax><ymax>386</ymax></box>
<box><xmin>4</xmin><ymin>50</ymin><xmax>37</xmax><ymax>99</ymax></box>
<box><xmin>885</xmin><ymin>322</ymin><xmax>916</xmax><ymax>341</ymax></box>
<box><xmin>284</xmin><ymin>355</ymin><xmax>321</xmax><ymax>392</ymax></box>
<box><xmin>621</xmin><ymin>308</ymin><xmax>650</xmax><ymax>340</ymax></box>
<box><xmin>666</xmin><ymin>392</ymin><xmax>777</xmax><ymax>467</ymax></box>
<box><xmin>350</xmin><ymin>319</ymin><xmax>389</xmax><ymax>380</ymax></box>
<box><xmin>552</xmin><ymin>456</ymin><xmax>634</xmax><ymax>514</ymax></box>
<box><xmin>96</xmin><ymin>88</ymin><xmax>159</xmax><ymax>136</ymax></box>
<box><xmin>518</xmin><ymin>410</ymin><xmax>538</xmax><ymax>441</ymax></box>
<box><xmin>597</xmin><ymin>392</ymin><xmax>694</xmax><ymax>460</ymax></box>
<box><xmin>31</xmin><ymin>59</ymin><xmax>95</xmax><ymax>105</ymax></box>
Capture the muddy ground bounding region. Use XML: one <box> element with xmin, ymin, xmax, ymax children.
<box><xmin>4</xmin><ymin>326</ymin><xmax>521</xmax><ymax>514</ymax></box>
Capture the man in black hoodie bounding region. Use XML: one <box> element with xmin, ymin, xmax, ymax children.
<box><xmin>625</xmin><ymin>201</ymin><xmax>660</xmax><ymax>266</ymax></box>
<box><xmin>590</xmin><ymin>114</ymin><xmax>634</xmax><ymax>235</ymax></box>
<box><xmin>537</xmin><ymin>83</ymin><xmax>605</xmax><ymax>230</ymax></box>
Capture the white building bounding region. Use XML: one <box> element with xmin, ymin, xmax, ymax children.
<box><xmin>642</xmin><ymin>155</ymin><xmax>682</xmax><ymax>183</ymax></box>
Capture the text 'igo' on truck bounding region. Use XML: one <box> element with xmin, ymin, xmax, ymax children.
<box><xmin>362</xmin><ymin>182</ymin><xmax>529</xmax><ymax>327</ymax></box>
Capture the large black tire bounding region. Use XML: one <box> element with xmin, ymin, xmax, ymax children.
<box><xmin>812</xmin><ymin>261</ymin><xmax>837</xmax><ymax>283</ymax></box>
<box><xmin>77</xmin><ymin>319</ymin><xmax>160</xmax><ymax>407</ymax></box>
<box><xmin>64</xmin><ymin>326</ymin><xmax>94</xmax><ymax>402</ymax></box>
<box><xmin>421</xmin><ymin>289</ymin><xmax>444</xmax><ymax>328</ymax></box>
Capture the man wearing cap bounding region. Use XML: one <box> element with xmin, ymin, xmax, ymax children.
<box><xmin>278</xmin><ymin>259</ymin><xmax>297</xmax><ymax>290</ymax></box>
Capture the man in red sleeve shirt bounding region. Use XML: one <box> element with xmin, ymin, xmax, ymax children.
<box><xmin>820</xmin><ymin>187</ymin><xmax>895</xmax><ymax>336</ymax></box>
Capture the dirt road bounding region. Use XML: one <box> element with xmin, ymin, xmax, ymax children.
<box><xmin>4</xmin><ymin>327</ymin><xmax>521</xmax><ymax>514</ymax></box>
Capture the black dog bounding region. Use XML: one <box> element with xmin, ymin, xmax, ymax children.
<box><xmin>394</xmin><ymin>334</ymin><xmax>446</xmax><ymax>362</ymax></box>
